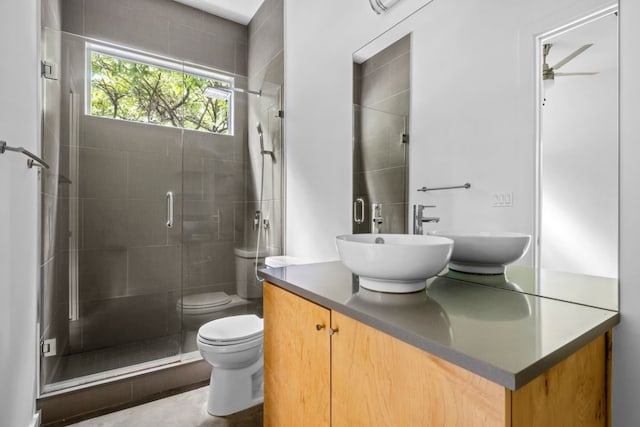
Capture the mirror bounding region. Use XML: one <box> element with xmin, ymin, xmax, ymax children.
<box><xmin>352</xmin><ymin>1</ymin><xmax>619</xmax><ymax>311</ymax></box>
<box><xmin>352</xmin><ymin>34</ymin><xmax>411</xmax><ymax>235</ymax></box>
<box><xmin>537</xmin><ymin>9</ymin><xmax>619</xmax><ymax>280</ymax></box>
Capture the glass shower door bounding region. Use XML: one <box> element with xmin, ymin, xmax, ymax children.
<box><xmin>40</xmin><ymin>31</ymin><xmax>184</xmax><ymax>393</ymax></box>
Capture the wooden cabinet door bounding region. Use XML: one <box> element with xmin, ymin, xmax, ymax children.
<box><xmin>331</xmin><ymin>311</ymin><xmax>509</xmax><ymax>427</ymax></box>
<box><xmin>263</xmin><ymin>283</ymin><xmax>331</xmax><ymax>427</ymax></box>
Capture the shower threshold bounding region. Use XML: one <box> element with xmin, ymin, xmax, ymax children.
<box><xmin>41</xmin><ymin>335</ymin><xmax>202</xmax><ymax>396</ymax></box>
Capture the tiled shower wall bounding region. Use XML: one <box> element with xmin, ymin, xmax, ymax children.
<box><xmin>245</xmin><ymin>0</ymin><xmax>285</xmax><ymax>254</ymax></box>
<box><xmin>353</xmin><ymin>35</ymin><xmax>410</xmax><ymax>234</ymax></box>
<box><xmin>41</xmin><ymin>0</ymin><xmax>252</xmax><ymax>376</ymax></box>
<box><xmin>61</xmin><ymin>0</ymin><xmax>248</xmax><ymax>75</ymax></box>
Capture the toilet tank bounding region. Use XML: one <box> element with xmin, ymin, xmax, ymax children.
<box><xmin>234</xmin><ymin>247</ymin><xmax>269</xmax><ymax>299</ymax></box>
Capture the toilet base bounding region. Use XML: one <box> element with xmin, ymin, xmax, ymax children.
<box><xmin>207</xmin><ymin>355</ymin><xmax>264</xmax><ymax>416</ymax></box>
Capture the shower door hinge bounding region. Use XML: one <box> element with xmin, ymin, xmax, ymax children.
<box><xmin>401</xmin><ymin>133</ymin><xmax>409</xmax><ymax>144</ymax></box>
<box><xmin>41</xmin><ymin>338</ymin><xmax>57</xmax><ymax>357</ymax></box>
<box><xmin>275</xmin><ymin>110</ymin><xmax>284</xmax><ymax>118</ymax></box>
<box><xmin>41</xmin><ymin>60</ymin><xmax>58</xmax><ymax>80</ymax></box>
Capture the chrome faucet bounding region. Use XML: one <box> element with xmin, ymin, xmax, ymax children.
<box><xmin>413</xmin><ymin>204</ymin><xmax>439</xmax><ymax>235</ymax></box>
<box><xmin>371</xmin><ymin>203</ymin><xmax>383</xmax><ymax>234</ymax></box>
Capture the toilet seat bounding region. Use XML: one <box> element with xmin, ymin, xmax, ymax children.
<box><xmin>198</xmin><ymin>333</ymin><xmax>262</xmax><ymax>346</ymax></box>
<box><xmin>178</xmin><ymin>292</ymin><xmax>232</xmax><ymax>313</ymax></box>
<box><xmin>197</xmin><ymin>335</ymin><xmax>263</xmax><ymax>354</ymax></box>
<box><xmin>198</xmin><ymin>314</ymin><xmax>263</xmax><ymax>345</ymax></box>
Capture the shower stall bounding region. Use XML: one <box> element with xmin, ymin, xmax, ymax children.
<box><xmin>39</xmin><ymin>16</ymin><xmax>283</xmax><ymax>394</ymax></box>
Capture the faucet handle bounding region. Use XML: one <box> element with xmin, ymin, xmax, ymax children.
<box><xmin>418</xmin><ymin>204</ymin><xmax>437</xmax><ymax>209</ymax></box>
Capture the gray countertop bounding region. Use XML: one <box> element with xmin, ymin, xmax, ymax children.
<box><xmin>259</xmin><ymin>261</ymin><xmax>619</xmax><ymax>390</ymax></box>
<box><xmin>442</xmin><ymin>265</ymin><xmax>618</xmax><ymax>311</ymax></box>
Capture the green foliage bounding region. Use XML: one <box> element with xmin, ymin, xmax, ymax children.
<box><xmin>90</xmin><ymin>51</ymin><xmax>230</xmax><ymax>134</ymax></box>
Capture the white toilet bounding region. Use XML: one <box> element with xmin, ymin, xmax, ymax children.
<box><xmin>197</xmin><ymin>314</ymin><xmax>264</xmax><ymax>416</ymax></box>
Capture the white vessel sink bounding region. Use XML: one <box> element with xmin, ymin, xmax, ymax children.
<box><xmin>335</xmin><ymin>234</ymin><xmax>453</xmax><ymax>293</ymax></box>
<box><xmin>429</xmin><ymin>231</ymin><xmax>531</xmax><ymax>274</ymax></box>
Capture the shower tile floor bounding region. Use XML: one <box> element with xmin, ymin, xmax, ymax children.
<box><xmin>47</xmin><ymin>335</ymin><xmax>182</xmax><ymax>388</ymax></box>
<box><xmin>68</xmin><ymin>386</ymin><xmax>263</xmax><ymax>427</ymax></box>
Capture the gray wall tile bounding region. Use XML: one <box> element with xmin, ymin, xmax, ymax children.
<box><xmin>201</xmin><ymin>8</ymin><xmax>247</xmax><ymax>43</ymax></box>
<box><xmin>78</xmin><ymin>148</ymin><xmax>126</xmax><ymax>199</ymax></box>
<box><xmin>82</xmin><ymin>116</ymin><xmax>182</xmax><ymax>155</ymax></box>
<box><xmin>128</xmin><ymin>245</ymin><xmax>181</xmax><ymax>294</ymax></box>
<box><xmin>363</xmin><ymin>166</ymin><xmax>407</xmax><ymax>204</ymax></box>
<box><xmin>127</xmin><ymin>152</ymin><xmax>181</xmax><ymax>201</ymax></box>
<box><xmin>60</xmin><ymin>0</ymin><xmax>84</xmax><ymax>34</ymax></box>
<box><xmin>126</xmin><ymin>200</ymin><xmax>168</xmax><ymax>247</ymax></box>
<box><xmin>235</xmin><ymin>41</ymin><xmax>248</xmax><ymax>76</ymax></box>
<box><xmin>168</xmin><ymin>23</ymin><xmax>235</xmax><ymax>73</ymax></box>
<box><xmin>131</xmin><ymin>0</ymin><xmax>205</xmax><ymax>33</ymax></box>
<box><xmin>249</xmin><ymin>51</ymin><xmax>284</xmax><ymax>88</ymax></box>
<box><xmin>183</xmin><ymin>241</ymin><xmax>234</xmax><ymax>288</ymax></box>
<box><xmin>82</xmin><ymin>199</ymin><xmax>127</xmax><ymax>249</ymax></box>
<box><xmin>203</xmin><ymin>159</ymin><xmax>244</xmax><ymax>202</ymax></box>
<box><xmin>183</xmin><ymin>130</ymin><xmax>235</xmax><ymax>161</ymax></box>
<box><xmin>248</xmin><ymin>1</ymin><xmax>284</xmax><ymax>82</ymax></box>
<box><xmin>84</xmin><ymin>0</ymin><xmax>169</xmax><ymax>55</ymax></box>
<box><xmin>248</xmin><ymin>0</ymin><xmax>281</xmax><ymax>36</ymax></box>
<box><xmin>78</xmin><ymin>249</ymin><xmax>127</xmax><ymax>301</ymax></box>
<box><xmin>183</xmin><ymin>155</ymin><xmax>204</xmax><ymax>201</ymax></box>
<box><xmin>387</xmin><ymin>52</ymin><xmax>411</xmax><ymax>97</ymax></box>
<box><xmin>361</xmin><ymin>34</ymin><xmax>410</xmax><ymax>77</ymax></box>
<box><xmin>371</xmin><ymin>90</ymin><xmax>411</xmax><ymax>117</ymax></box>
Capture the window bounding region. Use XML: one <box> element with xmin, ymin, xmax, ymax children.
<box><xmin>88</xmin><ymin>45</ymin><xmax>233</xmax><ymax>134</ymax></box>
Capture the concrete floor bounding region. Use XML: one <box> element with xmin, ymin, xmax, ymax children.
<box><xmin>69</xmin><ymin>387</ymin><xmax>263</xmax><ymax>427</ymax></box>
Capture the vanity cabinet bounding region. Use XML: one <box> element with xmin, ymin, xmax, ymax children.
<box><xmin>263</xmin><ymin>282</ymin><xmax>609</xmax><ymax>427</ymax></box>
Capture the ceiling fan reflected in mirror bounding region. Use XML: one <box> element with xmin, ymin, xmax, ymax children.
<box><xmin>542</xmin><ymin>43</ymin><xmax>599</xmax><ymax>80</ymax></box>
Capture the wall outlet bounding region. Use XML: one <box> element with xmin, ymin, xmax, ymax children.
<box><xmin>492</xmin><ymin>192</ymin><xmax>514</xmax><ymax>207</ymax></box>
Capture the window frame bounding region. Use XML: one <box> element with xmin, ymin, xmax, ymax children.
<box><xmin>85</xmin><ymin>42</ymin><xmax>235</xmax><ymax>135</ymax></box>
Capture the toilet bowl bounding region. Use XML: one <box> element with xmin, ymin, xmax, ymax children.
<box><xmin>197</xmin><ymin>314</ymin><xmax>264</xmax><ymax>416</ymax></box>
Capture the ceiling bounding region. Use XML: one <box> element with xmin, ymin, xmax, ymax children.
<box><xmin>173</xmin><ymin>0</ymin><xmax>264</xmax><ymax>25</ymax></box>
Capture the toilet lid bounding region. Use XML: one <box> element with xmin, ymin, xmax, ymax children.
<box><xmin>198</xmin><ymin>314</ymin><xmax>263</xmax><ymax>343</ymax></box>
<box><xmin>178</xmin><ymin>292</ymin><xmax>232</xmax><ymax>309</ymax></box>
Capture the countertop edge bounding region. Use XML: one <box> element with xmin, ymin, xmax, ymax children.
<box><xmin>513</xmin><ymin>312</ymin><xmax>619</xmax><ymax>388</ymax></box>
<box><xmin>260</xmin><ymin>270</ymin><xmax>620</xmax><ymax>391</ymax></box>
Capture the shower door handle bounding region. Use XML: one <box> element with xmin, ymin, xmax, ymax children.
<box><xmin>354</xmin><ymin>198</ymin><xmax>365</xmax><ymax>224</ymax></box>
<box><xmin>166</xmin><ymin>191</ymin><xmax>174</xmax><ymax>228</ymax></box>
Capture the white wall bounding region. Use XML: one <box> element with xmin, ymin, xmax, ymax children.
<box><xmin>613</xmin><ymin>0</ymin><xmax>640</xmax><ymax>424</ymax></box>
<box><xmin>0</xmin><ymin>0</ymin><xmax>40</xmax><ymax>426</ymax></box>
<box><xmin>285</xmin><ymin>0</ymin><xmax>613</xmax><ymax>262</ymax></box>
